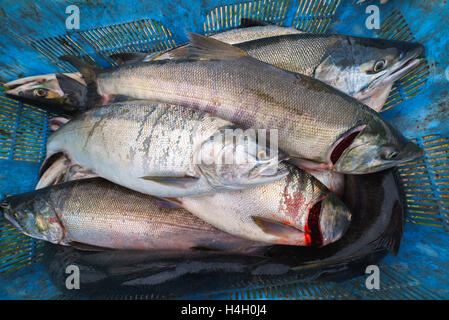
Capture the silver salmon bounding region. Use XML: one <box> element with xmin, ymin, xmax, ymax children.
<box><xmin>63</xmin><ymin>34</ymin><xmax>422</xmax><ymax>174</ymax></box>
<box><xmin>43</xmin><ymin>101</ymin><xmax>286</xmax><ymax>196</ymax></box>
<box><xmin>1</xmin><ymin>178</ymin><xmax>265</xmax><ymax>252</ymax></box>
<box><xmin>3</xmin><ymin>24</ymin><xmax>300</xmax><ymax>113</ymax></box>
<box><xmin>169</xmin><ymin>162</ymin><xmax>352</xmax><ymax>246</ymax></box>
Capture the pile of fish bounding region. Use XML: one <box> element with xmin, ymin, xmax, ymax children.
<box><xmin>1</xmin><ymin>20</ymin><xmax>423</xmax><ymax>258</ymax></box>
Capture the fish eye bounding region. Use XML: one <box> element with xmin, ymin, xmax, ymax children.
<box><xmin>382</xmin><ymin>147</ymin><xmax>400</xmax><ymax>160</ymax></box>
<box><xmin>34</xmin><ymin>88</ymin><xmax>47</xmax><ymax>97</ymax></box>
<box><xmin>373</xmin><ymin>59</ymin><xmax>386</xmax><ymax>72</ymax></box>
<box><xmin>257</xmin><ymin>149</ymin><xmax>268</xmax><ymax>160</ymax></box>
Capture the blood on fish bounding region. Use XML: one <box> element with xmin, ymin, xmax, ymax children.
<box><xmin>330</xmin><ymin>131</ymin><xmax>361</xmax><ymax>164</ymax></box>
<box><xmin>305</xmin><ymin>201</ymin><xmax>323</xmax><ymax>247</ymax></box>
<box><xmin>281</xmin><ymin>184</ymin><xmax>307</xmax><ymax>222</ymax></box>
<box><xmin>48</xmin><ymin>217</ymin><xmax>59</xmax><ymax>224</ymax></box>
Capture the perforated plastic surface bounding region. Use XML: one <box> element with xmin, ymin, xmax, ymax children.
<box><xmin>0</xmin><ymin>0</ymin><xmax>447</xmax><ymax>299</ymax></box>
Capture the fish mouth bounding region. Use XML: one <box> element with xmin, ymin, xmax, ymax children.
<box><xmin>384</xmin><ymin>57</ymin><xmax>421</xmax><ymax>83</ymax></box>
<box><xmin>3</xmin><ymin>212</ymin><xmax>24</xmax><ymax>233</ymax></box>
<box><xmin>5</xmin><ymin>74</ymin><xmax>56</xmax><ymax>93</ymax></box>
<box><xmin>372</xmin><ymin>46</ymin><xmax>424</xmax><ymax>89</ymax></box>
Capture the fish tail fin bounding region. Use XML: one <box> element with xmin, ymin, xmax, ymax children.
<box><xmin>55</xmin><ymin>72</ymin><xmax>88</xmax><ymax>111</ymax></box>
<box><xmin>37</xmin><ymin>152</ymin><xmax>70</xmax><ymax>190</ymax></box>
<box><xmin>367</xmin><ymin>200</ymin><xmax>404</xmax><ymax>256</ymax></box>
<box><xmin>58</xmin><ymin>55</ymin><xmax>101</xmax><ymax>106</ymax></box>
<box><xmin>170</xmin><ymin>33</ymin><xmax>248</xmax><ymax>60</ymax></box>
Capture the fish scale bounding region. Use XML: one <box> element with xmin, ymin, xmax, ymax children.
<box><xmin>235</xmin><ymin>33</ymin><xmax>331</xmax><ymax>75</ymax></box>
<box><xmin>4</xmin><ymin>178</ymin><xmax>264</xmax><ymax>251</ymax></box>
<box><xmin>177</xmin><ymin>162</ymin><xmax>352</xmax><ymax>246</ymax></box>
<box><xmin>91</xmin><ymin>34</ymin><xmax>422</xmax><ymax>174</ymax></box>
<box><xmin>97</xmin><ymin>53</ymin><xmax>371</xmax><ymax>162</ymax></box>
<box><xmin>45</xmin><ymin>101</ymin><xmax>286</xmax><ymax>197</ymax></box>
<box><xmin>47</xmin><ymin>102</ymin><xmax>227</xmax><ymax>196</ymax></box>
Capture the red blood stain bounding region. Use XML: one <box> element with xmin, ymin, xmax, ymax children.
<box><xmin>304</xmin><ymin>225</ymin><xmax>312</xmax><ymax>246</ymax></box>
<box><xmin>305</xmin><ymin>201</ymin><xmax>323</xmax><ymax>247</ymax></box>
<box><xmin>330</xmin><ymin>131</ymin><xmax>361</xmax><ymax>164</ymax></box>
<box><xmin>281</xmin><ymin>188</ymin><xmax>307</xmax><ymax>221</ymax></box>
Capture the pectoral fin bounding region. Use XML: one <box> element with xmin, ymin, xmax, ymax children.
<box><xmin>252</xmin><ymin>216</ymin><xmax>306</xmax><ymax>242</ymax></box>
<box><xmin>69</xmin><ymin>241</ymin><xmax>109</xmax><ymax>252</ymax></box>
<box><xmin>140</xmin><ymin>176</ymin><xmax>199</xmax><ymax>188</ymax></box>
<box><xmin>153</xmin><ymin>197</ymin><xmax>183</xmax><ymax>209</ymax></box>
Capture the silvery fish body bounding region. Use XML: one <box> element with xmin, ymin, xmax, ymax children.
<box><xmin>91</xmin><ymin>35</ymin><xmax>422</xmax><ymax>174</ymax></box>
<box><xmin>157</xmin><ymin>33</ymin><xmax>424</xmax><ymax>112</ymax></box>
<box><xmin>210</xmin><ymin>25</ymin><xmax>302</xmax><ymax>44</ymax></box>
<box><xmin>175</xmin><ymin>163</ymin><xmax>352</xmax><ymax>246</ymax></box>
<box><xmin>1</xmin><ymin>178</ymin><xmax>265</xmax><ymax>252</ymax></box>
<box><xmin>234</xmin><ymin>34</ymin><xmax>424</xmax><ymax>111</ymax></box>
<box><xmin>45</xmin><ymin>101</ymin><xmax>285</xmax><ymax>197</ymax></box>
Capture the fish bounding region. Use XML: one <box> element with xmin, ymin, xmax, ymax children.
<box><xmin>121</xmin><ymin>29</ymin><xmax>424</xmax><ymax>112</ymax></box>
<box><xmin>165</xmin><ymin>162</ymin><xmax>352</xmax><ymax>246</ymax></box>
<box><xmin>300</xmin><ymin>167</ymin><xmax>345</xmax><ymax>199</ymax></box>
<box><xmin>4</xmin><ymin>21</ymin><xmax>301</xmax><ymax>113</ymax></box>
<box><xmin>267</xmin><ymin>168</ymin><xmax>405</xmax><ymax>266</ymax></box>
<box><xmin>36</xmin><ymin>153</ymin><xmax>98</xmax><ymax>190</ymax></box>
<box><xmin>41</xmin><ymin>169</ymin><xmax>404</xmax><ymax>299</ymax></box>
<box><xmin>42</xmin><ymin>101</ymin><xmax>287</xmax><ymax>196</ymax></box>
<box><xmin>1</xmin><ymin>178</ymin><xmax>267</xmax><ymax>252</ymax></box>
<box><xmin>63</xmin><ymin>33</ymin><xmax>423</xmax><ymax>174</ymax></box>
<box><xmin>232</xmin><ymin>34</ymin><xmax>424</xmax><ymax>112</ymax></box>
<box><xmin>4</xmin><ymin>72</ymin><xmax>87</xmax><ymax>115</ymax></box>
<box><xmin>111</xmin><ymin>19</ymin><xmax>302</xmax><ymax>64</ymax></box>
<box><xmin>42</xmin><ymin>247</ymin><xmax>275</xmax><ymax>299</ymax></box>
<box><xmin>6</xmin><ymin>27</ymin><xmax>422</xmax><ymax>114</ymax></box>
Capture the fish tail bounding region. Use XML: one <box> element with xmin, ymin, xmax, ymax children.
<box><xmin>367</xmin><ymin>199</ymin><xmax>404</xmax><ymax>256</ymax></box>
<box><xmin>58</xmin><ymin>55</ymin><xmax>101</xmax><ymax>107</ymax></box>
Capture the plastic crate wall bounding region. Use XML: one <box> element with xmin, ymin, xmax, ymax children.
<box><xmin>0</xmin><ymin>0</ymin><xmax>448</xmax><ymax>299</ymax></box>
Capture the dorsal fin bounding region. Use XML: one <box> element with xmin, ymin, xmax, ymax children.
<box><xmin>170</xmin><ymin>33</ymin><xmax>248</xmax><ymax>60</ymax></box>
<box><xmin>239</xmin><ymin>18</ymin><xmax>273</xmax><ymax>28</ymax></box>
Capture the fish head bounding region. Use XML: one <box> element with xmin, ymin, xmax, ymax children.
<box><xmin>198</xmin><ymin>127</ymin><xmax>288</xmax><ymax>189</ymax></box>
<box><xmin>316</xmin><ymin>36</ymin><xmax>424</xmax><ymax>111</ymax></box>
<box><xmin>4</xmin><ymin>73</ymin><xmax>85</xmax><ymax>115</ymax></box>
<box><xmin>318</xmin><ymin>193</ymin><xmax>352</xmax><ymax>246</ymax></box>
<box><xmin>331</xmin><ymin>117</ymin><xmax>424</xmax><ymax>174</ymax></box>
<box><xmin>1</xmin><ymin>194</ymin><xmax>65</xmax><ymax>244</ymax></box>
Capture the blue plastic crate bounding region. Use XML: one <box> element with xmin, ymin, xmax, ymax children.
<box><xmin>0</xmin><ymin>0</ymin><xmax>448</xmax><ymax>299</ymax></box>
